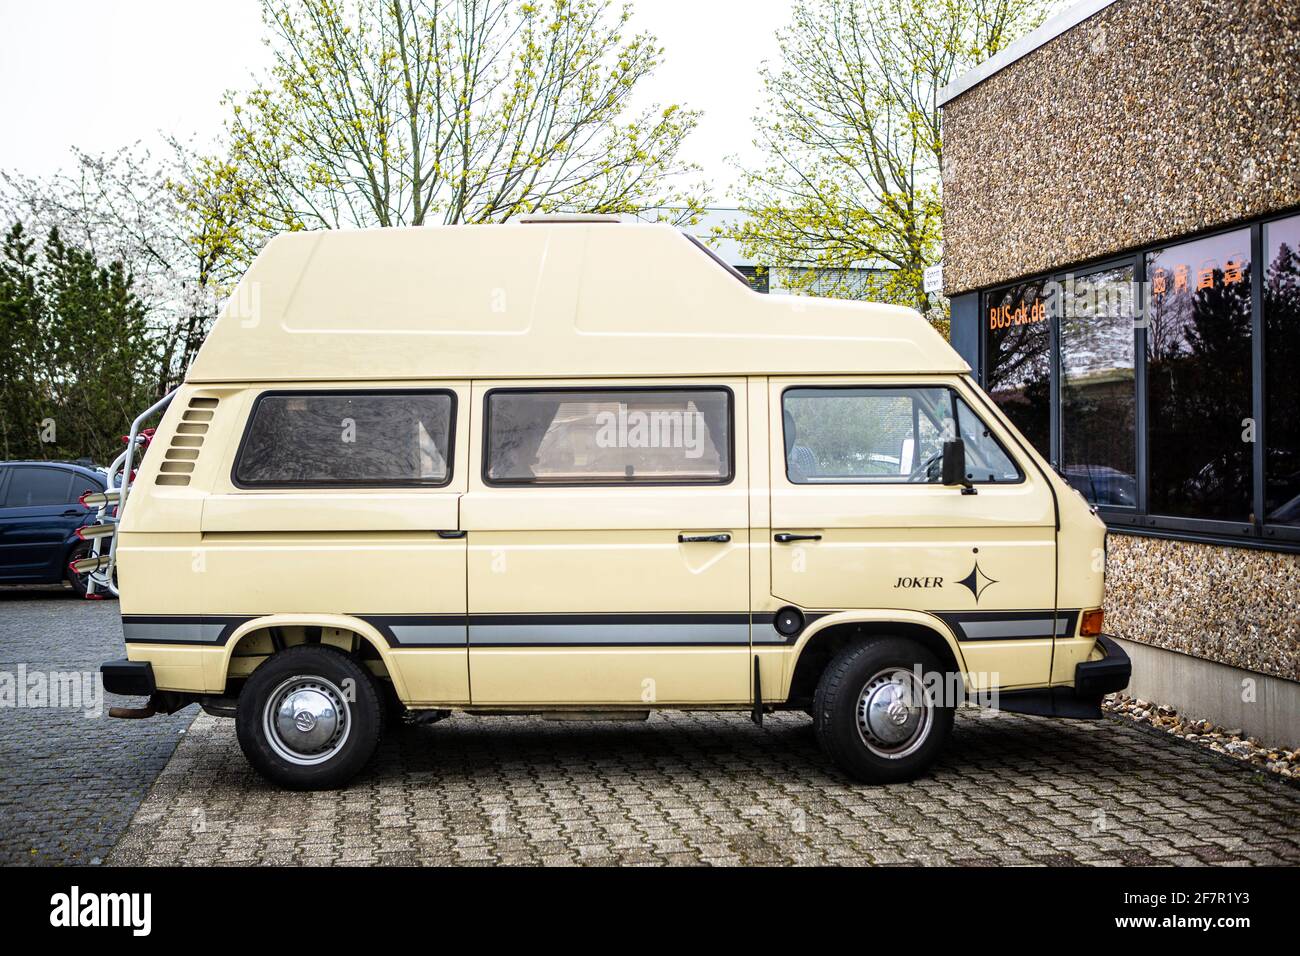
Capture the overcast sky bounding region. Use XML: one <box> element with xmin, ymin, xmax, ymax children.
<box><xmin>0</xmin><ymin>0</ymin><xmax>796</xmax><ymax>203</ymax></box>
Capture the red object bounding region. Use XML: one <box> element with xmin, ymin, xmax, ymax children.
<box><xmin>84</xmin><ymin>593</ymin><xmax>105</xmax><ymax>600</ymax></box>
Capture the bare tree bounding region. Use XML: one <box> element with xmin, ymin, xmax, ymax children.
<box><xmin>204</xmin><ymin>0</ymin><xmax>706</xmax><ymax>237</ymax></box>
<box><xmin>732</xmin><ymin>0</ymin><xmax>1046</xmax><ymax>324</ymax></box>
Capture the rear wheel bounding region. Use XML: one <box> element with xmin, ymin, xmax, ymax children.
<box><xmin>236</xmin><ymin>644</ymin><xmax>383</xmax><ymax>790</ymax></box>
<box><xmin>813</xmin><ymin>638</ymin><xmax>954</xmax><ymax>784</ymax></box>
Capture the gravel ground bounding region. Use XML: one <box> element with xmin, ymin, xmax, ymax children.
<box><xmin>0</xmin><ymin>591</ymin><xmax>196</xmax><ymax>865</ymax></box>
<box><xmin>1105</xmin><ymin>693</ymin><xmax>1299</xmax><ymax>781</ymax></box>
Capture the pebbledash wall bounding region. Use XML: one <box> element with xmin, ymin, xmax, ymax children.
<box><xmin>940</xmin><ymin>0</ymin><xmax>1300</xmax><ymax>743</ymax></box>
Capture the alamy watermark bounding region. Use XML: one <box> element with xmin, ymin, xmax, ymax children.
<box><xmin>594</xmin><ymin>407</ymin><xmax>706</xmax><ymax>458</ymax></box>
<box><xmin>0</xmin><ymin>666</ymin><xmax>104</xmax><ymax>718</ymax></box>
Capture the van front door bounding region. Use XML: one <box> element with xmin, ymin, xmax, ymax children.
<box><xmin>463</xmin><ymin>381</ymin><xmax>751</xmax><ymax>705</ymax></box>
<box><xmin>768</xmin><ymin>379</ymin><xmax>1059</xmax><ymax>691</ymax></box>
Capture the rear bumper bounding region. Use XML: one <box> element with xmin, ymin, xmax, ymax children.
<box><xmin>101</xmin><ymin>659</ymin><xmax>155</xmax><ymax>697</ymax></box>
<box><xmin>993</xmin><ymin>634</ymin><xmax>1131</xmax><ymax>719</ymax></box>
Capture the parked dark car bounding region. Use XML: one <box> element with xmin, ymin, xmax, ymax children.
<box><xmin>1061</xmin><ymin>464</ymin><xmax>1137</xmax><ymax>508</ymax></box>
<box><xmin>0</xmin><ymin>461</ymin><xmax>106</xmax><ymax>597</ymax></box>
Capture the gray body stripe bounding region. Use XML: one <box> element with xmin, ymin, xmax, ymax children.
<box><xmin>752</xmin><ymin>625</ymin><xmax>794</xmax><ymax>645</ymax></box>
<box><xmin>470</xmin><ymin>623</ymin><xmax>750</xmax><ymax>646</ymax></box>
<box><xmin>389</xmin><ymin>624</ymin><xmax>468</xmax><ymax>647</ymax></box>
<box><xmin>958</xmin><ymin>618</ymin><xmax>1064</xmax><ymax>640</ymax></box>
<box><xmin>123</xmin><ymin>621</ymin><xmax>228</xmax><ymax>644</ymax></box>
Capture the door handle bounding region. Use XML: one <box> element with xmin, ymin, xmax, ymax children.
<box><xmin>678</xmin><ymin>533</ymin><xmax>731</xmax><ymax>543</ymax></box>
<box><xmin>436</xmin><ymin>529</ymin><xmax>467</xmax><ymax>539</ymax></box>
<box><xmin>774</xmin><ymin>533</ymin><xmax>822</xmax><ymax>543</ymax></box>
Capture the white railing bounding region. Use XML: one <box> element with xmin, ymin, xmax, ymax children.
<box><xmin>84</xmin><ymin>390</ymin><xmax>177</xmax><ymax>598</ymax></box>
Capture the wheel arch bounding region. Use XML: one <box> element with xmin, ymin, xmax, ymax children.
<box><xmin>217</xmin><ymin>614</ymin><xmax>406</xmax><ymax>700</ymax></box>
<box><xmin>783</xmin><ymin>611</ymin><xmax>969</xmax><ymax>707</ymax></box>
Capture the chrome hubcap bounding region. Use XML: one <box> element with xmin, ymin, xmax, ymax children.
<box><xmin>263</xmin><ymin>676</ymin><xmax>351</xmax><ymax>766</ymax></box>
<box><xmin>856</xmin><ymin>667</ymin><xmax>933</xmax><ymax>759</ymax></box>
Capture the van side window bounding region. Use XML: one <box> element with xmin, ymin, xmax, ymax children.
<box><xmin>485</xmin><ymin>388</ymin><xmax>732</xmax><ymax>484</ymax></box>
<box><xmin>782</xmin><ymin>387</ymin><xmax>1021</xmax><ymax>484</ymax></box>
<box><xmin>234</xmin><ymin>391</ymin><xmax>454</xmax><ymax>487</ymax></box>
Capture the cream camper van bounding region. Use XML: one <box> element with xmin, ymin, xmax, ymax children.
<box><xmin>93</xmin><ymin>218</ymin><xmax>1130</xmax><ymax>790</ymax></box>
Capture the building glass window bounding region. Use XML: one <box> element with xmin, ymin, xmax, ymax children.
<box><xmin>1059</xmin><ymin>266</ymin><xmax>1137</xmax><ymax>507</ymax></box>
<box><xmin>984</xmin><ymin>279</ymin><xmax>1051</xmax><ymax>460</ymax></box>
<box><xmin>1264</xmin><ymin>214</ymin><xmax>1300</xmax><ymax>528</ymax></box>
<box><xmin>1145</xmin><ymin>229</ymin><xmax>1253</xmax><ymax>522</ymax></box>
<box><xmin>736</xmin><ymin>266</ymin><xmax>770</xmax><ymax>294</ymax></box>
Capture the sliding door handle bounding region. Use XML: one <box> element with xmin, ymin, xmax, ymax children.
<box><xmin>774</xmin><ymin>533</ymin><xmax>822</xmax><ymax>543</ymax></box>
<box><xmin>678</xmin><ymin>533</ymin><xmax>731</xmax><ymax>543</ymax></box>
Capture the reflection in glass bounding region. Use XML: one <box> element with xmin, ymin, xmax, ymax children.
<box><xmin>984</xmin><ymin>280</ymin><xmax>1051</xmax><ymax>459</ymax></box>
<box><xmin>486</xmin><ymin>390</ymin><xmax>730</xmax><ymax>483</ymax></box>
<box><xmin>237</xmin><ymin>393</ymin><xmax>453</xmax><ymax>485</ymax></box>
<box><xmin>1145</xmin><ymin>229</ymin><xmax>1252</xmax><ymax>522</ymax></box>
<box><xmin>1264</xmin><ymin>215</ymin><xmax>1300</xmax><ymax>527</ymax></box>
<box><xmin>1059</xmin><ymin>267</ymin><xmax>1137</xmax><ymax>507</ymax></box>
<box><xmin>782</xmin><ymin>387</ymin><xmax>1020</xmax><ymax>484</ymax></box>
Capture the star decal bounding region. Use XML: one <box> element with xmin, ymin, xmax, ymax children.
<box><xmin>956</xmin><ymin>561</ymin><xmax>998</xmax><ymax>603</ymax></box>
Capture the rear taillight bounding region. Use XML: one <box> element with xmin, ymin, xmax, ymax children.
<box><xmin>1080</xmin><ymin>609</ymin><xmax>1104</xmax><ymax>637</ymax></box>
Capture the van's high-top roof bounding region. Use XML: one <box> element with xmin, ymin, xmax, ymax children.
<box><xmin>186</xmin><ymin>223</ymin><xmax>967</xmax><ymax>382</ymax></box>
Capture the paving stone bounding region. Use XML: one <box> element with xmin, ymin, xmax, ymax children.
<box><xmin>5</xmin><ymin>591</ymin><xmax>1296</xmax><ymax>867</ymax></box>
<box><xmin>0</xmin><ymin>592</ymin><xmax>196</xmax><ymax>865</ymax></box>
<box><xmin>107</xmin><ymin>693</ymin><xmax>1300</xmax><ymax>866</ymax></box>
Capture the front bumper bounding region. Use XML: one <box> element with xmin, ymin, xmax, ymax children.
<box><xmin>101</xmin><ymin>659</ymin><xmax>155</xmax><ymax>697</ymax></box>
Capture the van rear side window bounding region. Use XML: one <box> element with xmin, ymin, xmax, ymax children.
<box><xmin>485</xmin><ymin>388</ymin><xmax>732</xmax><ymax>484</ymax></box>
<box><xmin>234</xmin><ymin>391</ymin><xmax>454</xmax><ymax>487</ymax></box>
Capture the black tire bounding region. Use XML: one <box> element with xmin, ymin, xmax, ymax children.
<box><xmin>236</xmin><ymin>644</ymin><xmax>383</xmax><ymax>790</ymax></box>
<box><xmin>65</xmin><ymin>542</ymin><xmax>91</xmax><ymax>598</ymax></box>
<box><xmin>812</xmin><ymin>637</ymin><xmax>954</xmax><ymax>784</ymax></box>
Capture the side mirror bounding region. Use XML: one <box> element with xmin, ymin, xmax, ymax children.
<box><xmin>941</xmin><ymin>439</ymin><xmax>975</xmax><ymax>493</ymax></box>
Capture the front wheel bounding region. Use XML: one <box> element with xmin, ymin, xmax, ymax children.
<box><xmin>236</xmin><ymin>644</ymin><xmax>383</xmax><ymax>790</ymax></box>
<box><xmin>813</xmin><ymin>638</ymin><xmax>954</xmax><ymax>784</ymax></box>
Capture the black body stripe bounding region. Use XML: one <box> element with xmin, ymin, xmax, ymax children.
<box><xmin>119</xmin><ymin>610</ymin><xmax>1084</xmax><ymax>647</ymax></box>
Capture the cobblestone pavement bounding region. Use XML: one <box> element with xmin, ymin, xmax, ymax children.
<box><xmin>0</xmin><ymin>592</ymin><xmax>196</xmax><ymax>865</ymax></box>
<box><xmin>109</xmin><ymin>704</ymin><xmax>1300</xmax><ymax>866</ymax></box>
